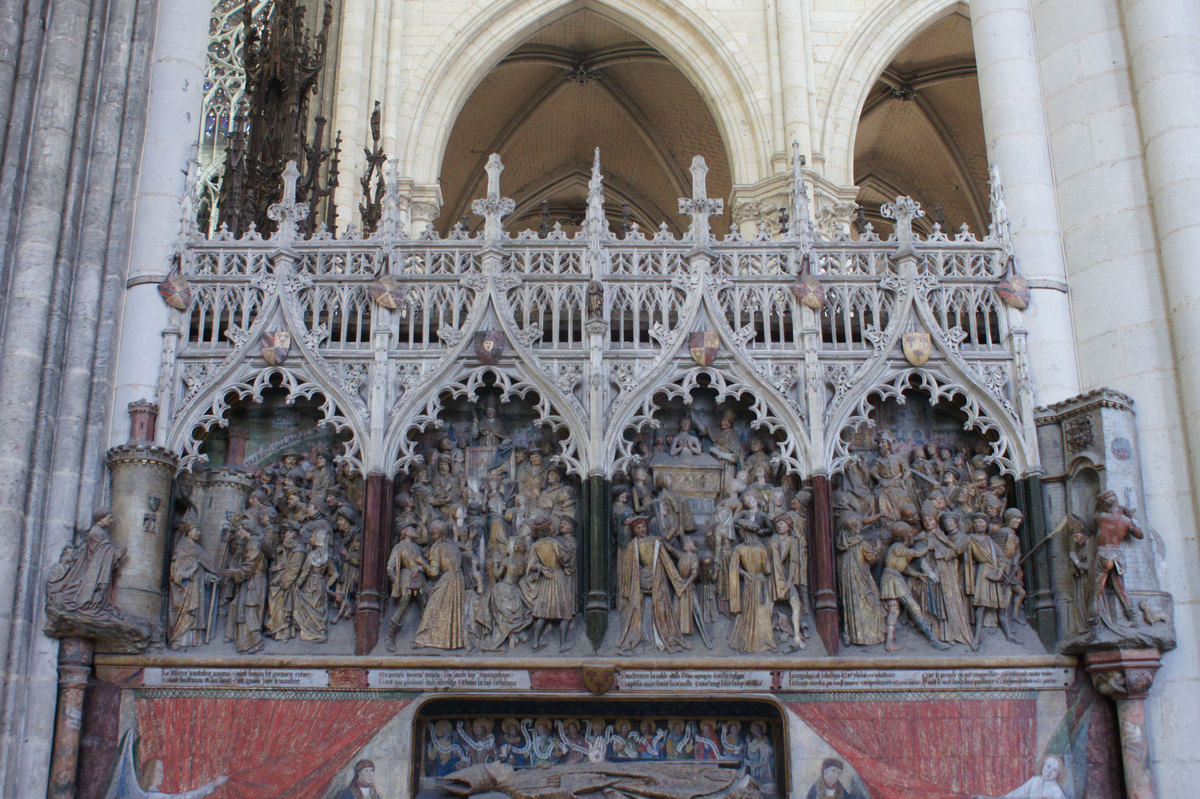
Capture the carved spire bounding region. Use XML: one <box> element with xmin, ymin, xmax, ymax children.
<box><xmin>584</xmin><ymin>147</ymin><xmax>609</xmax><ymax>243</ymax></box>
<box><xmin>471</xmin><ymin>153</ymin><xmax>516</xmax><ymax>243</ymax></box>
<box><xmin>787</xmin><ymin>141</ymin><xmax>813</xmax><ymax>246</ymax></box>
<box><xmin>988</xmin><ymin>162</ymin><xmax>1013</xmax><ymax>255</ymax></box>
<box><xmin>678</xmin><ymin>155</ymin><xmax>724</xmax><ymax>244</ymax></box>
<box><xmin>881</xmin><ymin>196</ymin><xmax>924</xmax><ymax>256</ymax></box>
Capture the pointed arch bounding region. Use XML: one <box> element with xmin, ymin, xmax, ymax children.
<box><xmin>815</xmin><ymin>0</ymin><xmax>966</xmax><ymax>185</ymax></box>
<box><xmin>396</xmin><ymin>0</ymin><xmax>771</xmax><ymax>189</ymax></box>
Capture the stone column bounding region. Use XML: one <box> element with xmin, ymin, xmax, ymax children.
<box><xmin>355</xmin><ymin>472</ymin><xmax>393</xmax><ymax>654</ymax></box>
<box><xmin>969</xmin><ymin>0</ymin><xmax>1080</xmax><ymax>404</ymax></box>
<box><xmin>809</xmin><ymin>475</ymin><xmax>838</xmax><ymax>654</ymax></box>
<box><xmin>584</xmin><ymin>475</ymin><xmax>610</xmax><ymax>651</ymax></box>
<box><xmin>1084</xmin><ymin>648</ymin><xmax>1163</xmax><ymax>799</ymax></box>
<box><xmin>106</xmin><ymin>444</ymin><xmax>178</xmax><ymax>620</ymax></box>
<box><xmin>46</xmin><ymin>637</ymin><xmax>93</xmax><ymax>799</ymax></box>
<box><xmin>226</xmin><ymin>428</ymin><xmax>250</xmax><ymax>467</ymax></box>
<box><xmin>1117</xmin><ymin>0</ymin><xmax>1200</xmax><ymax>521</ymax></box>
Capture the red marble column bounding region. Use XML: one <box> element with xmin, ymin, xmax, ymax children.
<box><xmin>355</xmin><ymin>472</ymin><xmax>393</xmax><ymax>654</ymax></box>
<box><xmin>1084</xmin><ymin>648</ymin><xmax>1163</xmax><ymax>799</ymax></box>
<box><xmin>226</xmin><ymin>427</ymin><xmax>250</xmax><ymax>467</ymax></box>
<box><xmin>47</xmin><ymin>637</ymin><xmax>94</xmax><ymax>799</ymax></box>
<box><xmin>809</xmin><ymin>474</ymin><xmax>839</xmax><ymax>654</ymax></box>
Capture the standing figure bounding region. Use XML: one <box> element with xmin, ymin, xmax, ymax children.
<box><xmin>414</xmin><ymin>520</ymin><xmax>468</xmax><ymax>650</ymax></box>
<box><xmin>744</xmin><ymin>722</ymin><xmax>774</xmax><ymax>788</ymax></box>
<box><xmin>836</xmin><ymin>513</ymin><xmax>886</xmax><ymax>646</ymax></box>
<box><xmin>167</xmin><ymin>520</ymin><xmax>217</xmax><ymax>649</ymax></box>
<box><xmin>266</xmin><ymin>528</ymin><xmax>306</xmax><ymax>641</ymax></box>
<box><xmin>728</xmin><ymin>527</ymin><xmax>777</xmax><ymax>653</ymax></box>
<box><xmin>768</xmin><ymin>514</ymin><xmax>807</xmax><ymax>649</ymax></box>
<box><xmin>385</xmin><ymin>524</ymin><xmax>430</xmax><ymax>650</ymax></box>
<box><xmin>225</xmin><ymin>527</ymin><xmax>268</xmax><ymax>654</ymax></box>
<box><xmin>919</xmin><ymin>506</ymin><xmax>971</xmax><ymax>646</ymax></box>
<box><xmin>294</xmin><ymin>527</ymin><xmax>339</xmax><ymax>642</ymax></box>
<box><xmin>1090</xmin><ymin>490</ymin><xmax>1144</xmax><ymax>624</ymax></box>
<box><xmin>526</xmin><ymin>516</ymin><xmax>577</xmax><ymax>651</ymax></box>
<box><xmin>616</xmin><ymin>515</ymin><xmax>689</xmax><ymax>653</ymax></box>
<box><xmin>868</xmin><ymin>434</ymin><xmax>913</xmax><ymax>522</ymax></box>
<box><xmin>1065</xmin><ymin>515</ymin><xmax>1091</xmax><ymax>634</ymax></box>
<box><xmin>963</xmin><ymin>513</ymin><xmax>1019</xmax><ymax>649</ymax></box>
<box><xmin>674</xmin><ymin>538</ymin><xmax>710</xmax><ymax>647</ymax></box>
<box><xmin>996</xmin><ymin>508</ymin><xmax>1028</xmax><ymax>627</ymax></box>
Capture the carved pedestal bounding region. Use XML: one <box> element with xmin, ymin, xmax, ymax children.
<box><xmin>106</xmin><ymin>443</ymin><xmax>178</xmax><ymax>620</ymax></box>
<box><xmin>1084</xmin><ymin>648</ymin><xmax>1162</xmax><ymax>799</ymax></box>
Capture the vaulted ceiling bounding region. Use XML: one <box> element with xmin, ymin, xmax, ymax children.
<box><xmin>435</xmin><ymin>9</ymin><xmax>732</xmax><ymax>238</ymax></box>
<box><xmin>855</xmin><ymin>9</ymin><xmax>988</xmax><ymax>237</ymax></box>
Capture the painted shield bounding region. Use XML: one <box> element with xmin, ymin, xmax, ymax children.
<box><xmin>689</xmin><ymin>331</ymin><xmax>719</xmax><ymax>366</ymax></box>
<box><xmin>901</xmin><ymin>331</ymin><xmax>932</xmax><ymax>366</ymax></box>
<box><xmin>157</xmin><ymin>274</ymin><xmax>192</xmax><ymax>310</ymax></box>
<box><xmin>261</xmin><ymin>331</ymin><xmax>291</xmax><ymax>365</ymax></box>
<box><xmin>148</xmin><ymin>496</ymin><xmax>160</xmax><ymax>513</ymax></box>
<box><xmin>997</xmin><ymin>272</ymin><xmax>1031</xmax><ymax>310</ymax></box>
<box><xmin>474</xmin><ymin>330</ymin><xmax>505</xmax><ymax>364</ymax></box>
<box><xmin>581</xmin><ymin>664</ymin><xmax>616</xmax><ymax>696</ymax></box>
<box><xmin>789</xmin><ymin>275</ymin><xmax>825</xmax><ymax>310</ymax></box>
<box><xmin>368</xmin><ymin>274</ymin><xmax>405</xmax><ymax>310</ymax></box>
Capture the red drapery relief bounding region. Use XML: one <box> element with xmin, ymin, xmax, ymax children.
<box><xmin>136</xmin><ymin>696</ymin><xmax>407</xmax><ymax>798</ymax></box>
<box><xmin>789</xmin><ymin>698</ymin><xmax>1037</xmax><ymax>799</ymax></box>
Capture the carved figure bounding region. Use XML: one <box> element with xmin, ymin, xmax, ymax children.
<box><xmin>744</xmin><ymin>722</ymin><xmax>774</xmax><ymax>787</ymax></box>
<box><xmin>266</xmin><ymin>528</ymin><xmax>306</xmax><ymax>641</ymax></box>
<box><xmin>414</xmin><ymin>520</ymin><xmax>468</xmax><ymax>649</ymax></box>
<box><xmin>654</xmin><ymin>474</ymin><xmax>695</xmax><ymax>538</ymax></box>
<box><xmin>836</xmin><ymin>513</ymin><xmax>886</xmax><ymax>646</ymax></box>
<box><xmin>674</xmin><ymin>538</ymin><xmax>709</xmax><ymax>647</ymax></box>
<box><xmin>868</xmin><ymin>434</ymin><xmax>913</xmax><ymax>521</ymax></box>
<box><xmin>294</xmin><ymin>526</ymin><xmax>338</xmax><ymax>642</ymax></box>
<box><xmin>996</xmin><ymin>508</ymin><xmax>1027</xmax><ymax>627</ymax></box>
<box><xmin>473</xmin><ymin>402</ymin><xmax>509</xmax><ymax>447</ymax></box>
<box><xmin>669</xmin><ymin>417</ymin><xmax>703</xmax><ymax>458</ymax></box>
<box><xmin>385</xmin><ymin>523</ymin><xmax>430</xmax><ymax>650</ymax></box>
<box><xmin>526</xmin><ymin>515</ymin><xmax>577</xmax><ymax>651</ymax></box>
<box><xmin>46</xmin><ymin>509</ymin><xmax>125</xmax><ymax>617</ymax></box>
<box><xmin>167</xmin><ymin>520</ymin><xmax>217</xmax><ymax>649</ymax></box>
<box><xmin>768</xmin><ymin>514</ymin><xmax>807</xmax><ymax>649</ymax></box>
<box><xmin>923</xmin><ymin>510</ymin><xmax>972</xmax><ymax>645</ymax></box>
<box><xmin>225</xmin><ymin>526</ymin><xmax>268</xmax><ymax>653</ymax></box>
<box><xmin>1090</xmin><ymin>490</ymin><xmax>1143</xmax><ymax>624</ymax></box>
<box><xmin>480</xmin><ymin>538</ymin><xmax>533</xmax><ymax>651</ymax></box>
<box><xmin>963</xmin><ymin>513</ymin><xmax>1019</xmax><ymax>649</ymax></box>
<box><xmin>1065</xmin><ymin>515</ymin><xmax>1091</xmax><ymax>634</ymax></box>
<box><xmin>728</xmin><ymin>528</ymin><xmax>776</xmax><ymax>653</ymax></box>
<box><xmin>880</xmin><ymin>523</ymin><xmax>949</xmax><ymax>652</ymax></box>
<box><xmin>616</xmin><ymin>514</ymin><xmax>690</xmax><ymax>653</ymax></box>
<box><xmin>440</xmin><ymin>761</ymin><xmax>762</xmax><ymax>799</ymax></box>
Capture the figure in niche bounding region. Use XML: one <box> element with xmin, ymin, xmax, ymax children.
<box><xmin>294</xmin><ymin>525</ymin><xmax>338</xmax><ymax>642</ymax></box>
<box><xmin>996</xmin><ymin>508</ymin><xmax>1028</xmax><ymax>628</ymax></box>
<box><xmin>526</xmin><ymin>515</ymin><xmax>577</xmax><ymax>652</ymax></box>
<box><xmin>385</xmin><ymin>523</ymin><xmax>429</xmax><ymax>650</ymax></box>
<box><xmin>516</xmin><ymin>448</ymin><xmax>549</xmax><ymax>506</ymax></box>
<box><xmin>431</xmin><ymin>451</ymin><xmax>466</xmax><ymax>523</ymax></box>
<box><xmin>225</xmin><ymin>525</ymin><xmax>268</xmax><ymax>654</ymax></box>
<box><xmin>414</xmin><ymin>520</ymin><xmax>468</xmax><ymax>650</ymax></box>
<box><xmin>665</xmin><ymin>720</ymin><xmax>692</xmax><ymax>760</ymax></box>
<box><xmin>46</xmin><ymin>509</ymin><xmax>125</xmax><ymax>618</ymax></box>
<box><xmin>963</xmin><ymin>512</ymin><xmax>1020</xmax><ymax>649</ymax></box>
<box><xmin>308</xmin><ymin>451</ymin><xmax>335</xmax><ymax>499</ymax></box>
<box><xmin>1090</xmin><ymin>490</ymin><xmax>1143</xmax><ymax>625</ymax></box>
<box><xmin>167</xmin><ymin>517</ymin><xmax>217</xmax><ymax>649</ymax></box>
<box><xmin>410</xmin><ymin>464</ymin><xmax>435</xmax><ymax>529</ymax></box>
<box><xmin>694</xmin><ymin>720</ymin><xmax>721</xmax><ymax>760</ymax></box>
<box><xmin>728</xmin><ymin>525</ymin><xmax>777</xmax><ymax>653</ymax></box>
<box><xmin>459</xmin><ymin>719</ymin><xmax>497</xmax><ymax>765</ymax></box>
<box><xmin>703</xmin><ymin>408</ymin><xmax>745</xmax><ymax>477</ymax></box>
<box><xmin>428</xmin><ymin>720</ymin><xmax>466</xmax><ymax>777</ymax></box>
<box><xmin>909</xmin><ymin>443</ymin><xmax>939</xmax><ymax>491</ymax></box>
<box><xmin>836</xmin><ymin>512</ymin><xmax>886</xmax><ymax>646</ymax></box>
<box><xmin>616</xmin><ymin>514</ymin><xmax>690</xmax><ymax>653</ymax></box>
<box><xmin>655</xmin><ymin>474</ymin><xmax>696</xmax><ymax>539</ymax></box>
<box><xmin>266</xmin><ymin>526</ymin><xmax>306</xmax><ymax>641</ymax></box>
<box><xmin>393</xmin><ymin>492</ymin><xmax>425</xmax><ymax>544</ymax></box>
<box><xmin>539</xmin><ymin>468</ymin><xmax>577</xmax><ymax>522</ymax></box>
<box><xmin>473</xmin><ymin>399</ymin><xmax>509</xmax><ymax>447</ymax></box>
<box><xmin>1065</xmin><ymin>515</ymin><xmax>1091</xmax><ymax>634</ymax></box>
<box><xmin>720</xmin><ymin>721</ymin><xmax>745</xmax><ymax>764</ymax></box>
<box><xmin>498</xmin><ymin>718</ymin><xmax>531</xmax><ymax>766</ymax></box>
<box><xmin>708</xmin><ymin>503</ymin><xmax>737</xmax><ymax>613</ymax></box>
<box><xmin>480</xmin><ymin>536</ymin><xmax>533</xmax><ymax>651</ymax></box>
<box><xmin>743</xmin><ymin>436</ymin><xmax>773</xmax><ymax>480</ymax></box>
<box><xmin>768</xmin><ymin>514</ymin><xmax>808</xmax><ymax>650</ymax></box>
<box><xmin>880</xmin><ymin>523</ymin><xmax>949</xmax><ymax>652</ymax></box>
<box><xmin>559</xmin><ymin>719</ymin><xmax>589</xmax><ymax>763</ymax></box>
<box><xmin>734</xmin><ymin>492</ymin><xmax>769</xmax><ymax>541</ymax></box>
<box><xmin>629</xmin><ymin>461</ymin><xmax>654</xmax><ymax>514</ymax></box>
<box><xmin>670</xmin><ymin>416</ymin><xmax>704</xmax><ymax>458</ymax></box>
<box><xmin>868</xmin><ymin>433</ymin><xmax>914</xmax><ymax>522</ymax></box>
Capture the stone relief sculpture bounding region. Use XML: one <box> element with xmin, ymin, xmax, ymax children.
<box><xmin>167</xmin><ymin>515</ymin><xmax>218</xmax><ymax>649</ymax></box>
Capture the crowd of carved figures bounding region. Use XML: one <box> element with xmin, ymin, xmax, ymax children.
<box><xmin>386</xmin><ymin>405</ymin><xmax>580</xmax><ymax>653</ymax></box>
<box><xmin>422</xmin><ymin>715</ymin><xmax>776</xmax><ymax>793</ymax></box>
<box><xmin>832</xmin><ymin>432</ymin><xmax>1026</xmax><ymax>651</ymax></box>
<box><xmin>167</xmin><ymin>448</ymin><xmax>365</xmax><ymax>653</ymax></box>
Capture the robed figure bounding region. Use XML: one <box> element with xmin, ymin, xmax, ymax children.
<box><xmin>615</xmin><ymin>516</ymin><xmax>689</xmax><ymax>653</ymax></box>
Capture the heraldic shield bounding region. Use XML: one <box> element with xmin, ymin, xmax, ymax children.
<box><xmin>581</xmin><ymin>664</ymin><xmax>616</xmax><ymax>695</ymax></box>
<box><xmin>474</xmin><ymin>330</ymin><xmax>506</xmax><ymax>364</ymax></box>
<box><xmin>261</xmin><ymin>331</ymin><xmax>291</xmax><ymax>365</ymax></box>
<box><xmin>689</xmin><ymin>331</ymin><xmax>719</xmax><ymax>366</ymax></box>
<box><xmin>368</xmin><ymin>274</ymin><xmax>406</xmax><ymax>310</ymax></box>
<box><xmin>901</xmin><ymin>331</ymin><xmax>932</xmax><ymax>366</ymax></box>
